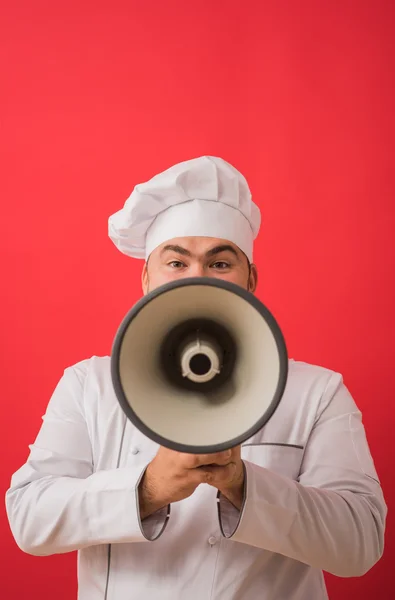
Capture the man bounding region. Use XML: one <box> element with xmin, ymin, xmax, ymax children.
<box><xmin>6</xmin><ymin>156</ymin><xmax>387</xmax><ymax>599</ymax></box>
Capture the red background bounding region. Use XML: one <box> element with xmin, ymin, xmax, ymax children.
<box><xmin>1</xmin><ymin>1</ymin><xmax>394</xmax><ymax>598</ymax></box>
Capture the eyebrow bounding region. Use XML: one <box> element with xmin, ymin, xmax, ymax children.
<box><xmin>160</xmin><ymin>244</ymin><xmax>192</xmax><ymax>257</ymax></box>
<box><xmin>205</xmin><ymin>245</ymin><xmax>239</xmax><ymax>259</ymax></box>
<box><xmin>160</xmin><ymin>244</ymin><xmax>240</xmax><ymax>259</ymax></box>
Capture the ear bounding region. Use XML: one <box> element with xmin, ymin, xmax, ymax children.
<box><xmin>141</xmin><ymin>262</ymin><xmax>149</xmax><ymax>295</ymax></box>
<box><xmin>248</xmin><ymin>263</ymin><xmax>258</xmax><ymax>293</ymax></box>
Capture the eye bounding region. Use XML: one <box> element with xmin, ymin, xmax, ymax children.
<box><xmin>168</xmin><ymin>260</ymin><xmax>185</xmax><ymax>269</ymax></box>
<box><xmin>211</xmin><ymin>261</ymin><xmax>230</xmax><ymax>270</ymax></box>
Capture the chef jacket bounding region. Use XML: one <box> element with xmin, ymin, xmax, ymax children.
<box><xmin>5</xmin><ymin>356</ymin><xmax>386</xmax><ymax>599</ymax></box>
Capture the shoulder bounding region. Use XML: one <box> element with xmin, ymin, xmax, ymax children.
<box><xmin>285</xmin><ymin>358</ymin><xmax>355</xmax><ymax>417</ymax></box>
<box><xmin>58</xmin><ymin>356</ymin><xmax>121</xmax><ymax>423</ymax></box>
<box><xmin>284</xmin><ymin>358</ymin><xmax>347</xmax><ymax>417</ymax></box>
<box><xmin>64</xmin><ymin>355</ymin><xmax>111</xmax><ymax>380</ymax></box>
<box><xmin>249</xmin><ymin>359</ymin><xmax>347</xmax><ymax>446</ymax></box>
<box><xmin>287</xmin><ymin>358</ymin><xmax>343</xmax><ymax>390</ymax></box>
<box><xmin>60</xmin><ymin>355</ymin><xmax>114</xmax><ymax>399</ymax></box>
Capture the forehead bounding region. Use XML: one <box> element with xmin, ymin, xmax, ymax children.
<box><xmin>155</xmin><ymin>237</ymin><xmax>241</xmax><ymax>255</ymax></box>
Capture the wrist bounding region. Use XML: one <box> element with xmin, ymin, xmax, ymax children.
<box><xmin>220</xmin><ymin>481</ymin><xmax>244</xmax><ymax>510</ymax></box>
<box><xmin>138</xmin><ymin>466</ymin><xmax>169</xmax><ymax>520</ymax></box>
<box><xmin>218</xmin><ymin>465</ymin><xmax>245</xmax><ymax>510</ymax></box>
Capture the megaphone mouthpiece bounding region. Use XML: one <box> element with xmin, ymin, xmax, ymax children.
<box><xmin>179</xmin><ymin>332</ymin><xmax>222</xmax><ymax>383</ymax></box>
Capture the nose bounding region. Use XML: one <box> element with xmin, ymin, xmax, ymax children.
<box><xmin>188</xmin><ymin>264</ymin><xmax>206</xmax><ymax>278</ymax></box>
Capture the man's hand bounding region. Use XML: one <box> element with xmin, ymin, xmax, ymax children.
<box><xmin>213</xmin><ymin>445</ymin><xmax>245</xmax><ymax>510</ymax></box>
<box><xmin>138</xmin><ymin>446</ymin><xmax>244</xmax><ymax>519</ymax></box>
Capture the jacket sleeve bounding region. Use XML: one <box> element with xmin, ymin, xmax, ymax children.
<box><xmin>217</xmin><ymin>373</ymin><xmax>387</xmax><ymax>577</ymax></box>
<box><xmin>5</xmin><ymin>363</ymin><xmax>169</xmax><ymax>556</ymax></box>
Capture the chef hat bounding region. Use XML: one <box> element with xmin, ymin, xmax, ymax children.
<box><xmin>108</xmin><ymin>156</ymin><xmax>261</xmax><ymax>262</ymax></box>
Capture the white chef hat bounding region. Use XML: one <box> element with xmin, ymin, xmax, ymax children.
<box><xmin>108</xmin><ymin>156</ymin><xmax>261</xmax><ymax>262</ymax></box>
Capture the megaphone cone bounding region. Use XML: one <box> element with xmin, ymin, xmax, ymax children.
<box><xmin>111</xmin><ymin>277</ymin><xmax>288</xmax><ymax>454</ymax></box>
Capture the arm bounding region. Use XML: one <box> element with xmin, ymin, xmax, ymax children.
<box><xmin>5</xmin><ymin>362</ymin><xmax>169</xmax><ymax>556</ymax></box>
<box><xmin>217</xmin><ymin>373</ymin><xmax>387</xmax><ymax>577</ymax></box>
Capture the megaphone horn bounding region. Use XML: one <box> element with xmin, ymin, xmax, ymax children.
<box><xmin>111</xmin><ymin>277</ymin><xmax>288</xmax><ymax>454</ymax></box>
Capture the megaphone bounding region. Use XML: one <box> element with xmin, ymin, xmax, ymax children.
<box><xmin>111</xmin><ymin>277</ymin><xmax>288</xmax><ymax>454</ymax></box>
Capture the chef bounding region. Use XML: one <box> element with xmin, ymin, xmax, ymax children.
<box><xmin>6</xmin><ymin>156</ymin><xmax>387</xmax><ymax>599</ymax></box>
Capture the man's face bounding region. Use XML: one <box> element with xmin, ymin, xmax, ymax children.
<box><xmin>142</xmin><ymin>236</ymin><xmax>258</xmax><ymax>294</ymax></box>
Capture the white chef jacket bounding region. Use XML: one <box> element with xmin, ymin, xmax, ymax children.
<box><xmin>6</xmin><ymin>356</ymin><xmax>386</xmax><ymax>600</ymax></box>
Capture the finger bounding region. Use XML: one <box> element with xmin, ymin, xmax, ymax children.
<box><xmin>195</xmin><ymin>463</ymin><xmax>237</xmax><ymax>485</ymax></box>
<box><xmin>184</xmin><ymin>450</ymin><xmax>233</xmax><ymax>469</ymax></box>
<box><xmin>229</xmin><ymin>445</ymin><xmax>241</xmax><ymax>460</ymax></box>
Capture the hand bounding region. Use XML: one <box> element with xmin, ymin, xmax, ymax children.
<box><xmin>138</xmin><ymin>446</ymin><xmax>240</xmax><ymax>519</ymax></box>
<box><xmin>211</xmin><ymin>445</ymin><xmax>245</xmax><ymax>510</ymax></box>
